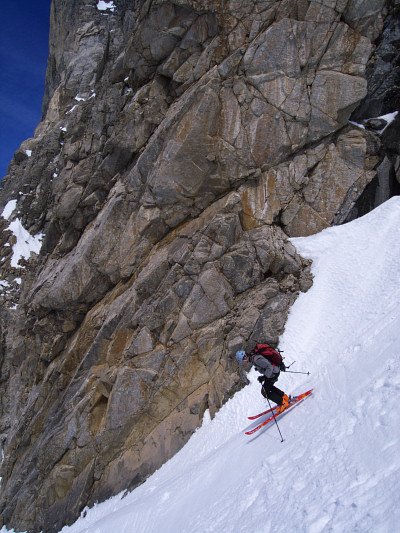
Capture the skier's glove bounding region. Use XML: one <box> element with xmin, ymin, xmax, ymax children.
<box><xmin>280</xmin><ymin>362</ymin><xmax>286</xmax><ymax>372</ymax></box>
<box><xmin>257</xmin><ymin>376</ymin><xmax>265</xmax><ymax>384</ymax></box>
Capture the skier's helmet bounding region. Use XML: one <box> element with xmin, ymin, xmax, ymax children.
<box><xmin>236</xmin><ymin>350</ymin><xmax>246</xmax><ymax>363</ymax></box>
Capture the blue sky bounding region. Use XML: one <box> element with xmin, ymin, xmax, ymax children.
<box><xmin>0</xmin><ymin>1</ymin><xmax>51</xmax><ymax>179</ymax></box>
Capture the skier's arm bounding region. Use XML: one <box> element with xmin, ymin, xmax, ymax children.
<box><xmin>253</xmin><ymin>354</ymin><xmax>280</xmax><ymax>379</ymax></box>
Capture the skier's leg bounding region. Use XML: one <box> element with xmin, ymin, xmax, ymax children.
<box><xmin>260</xmin><ymin>377</ymin><xmax>274</xmax><ymax>399</ymax></box>
<box><xmin>267</xmin><ymin>385</ymin><xmax>285</xmax><ymax>405</ymax></box>
<box><xmin>270</xmin><ymin>385</ymin><xmax>290</xmax><ymax>413</ymax></box>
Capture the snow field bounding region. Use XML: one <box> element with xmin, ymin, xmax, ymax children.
<box><xmin>2</xmin><ymin>197</ymin><xmax>400</xmax><ymax>533</ymax></box>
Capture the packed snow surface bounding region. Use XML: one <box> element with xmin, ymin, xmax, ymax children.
<box><xmin>2</xmin><ymin>197</ymin><xmax>400</xmax><ymax>533</ymax></box>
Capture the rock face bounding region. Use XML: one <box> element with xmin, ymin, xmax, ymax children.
<box><xmin>349</xmin><ymin>4</ymin><xmax>400</xmax><ymax>217</ymax></box>
<box><xmin>0</xmin><ymin>1</ymin><xmax>397</xmax><ymax>531</ymax></box>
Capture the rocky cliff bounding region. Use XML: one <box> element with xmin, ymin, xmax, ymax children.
<box><xmin>0</xmin><ymin>1</ymin><xmax>399</xmax><ymax>532</ymax></box>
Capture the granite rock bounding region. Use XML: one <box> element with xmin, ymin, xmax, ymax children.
<box><xmin>0</xmin><ymin>1</ymin><xmax>394</xmax><ymax>531</ymax></box>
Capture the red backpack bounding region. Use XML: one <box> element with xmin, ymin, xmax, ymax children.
<box><xmin>253</xmin><ymin>343</ymin><xmax>282</xmax><ymax>366</ymax></box>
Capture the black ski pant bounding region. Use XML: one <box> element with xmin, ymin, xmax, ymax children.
<box><xmin>266</xmin><ymin>385</ymin><xmax>285</xmax><ymax>405</ymax></box>
<box><xmin>260</xmin><ymin>378</ymin><xmax>285</xmax><ymax>405</ymax></box>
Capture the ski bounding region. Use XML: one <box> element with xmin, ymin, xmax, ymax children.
<box><xmin>248</xmin><ymin>404</ymin><xmax>278</xmax><ymax>420</ymax></box>
<box><xmin>245</xmin><ymin>389</ymin><xmax>313</xmax><ymax>435</ymax></box>
<box><xmin>248</xmin><ymin>388</ymin><xmax>313</xmax><ymax>420</ymax></box>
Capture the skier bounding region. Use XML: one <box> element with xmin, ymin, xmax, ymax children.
<box><xmin>236</xmin><ymin>347</ymin><xmax>289</xmax><ymax>414</ymax></box>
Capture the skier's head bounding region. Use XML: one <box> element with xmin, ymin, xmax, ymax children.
<box><xmin>236</xmin><ymin>350</ymin><xmax>247</xmax><ymax>363</ymax></box>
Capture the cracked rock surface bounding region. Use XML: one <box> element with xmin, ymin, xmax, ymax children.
<box><xmin>0</xmin><ymin>1</ymin><xmax>398</xmax><ymax>531</ymax></box>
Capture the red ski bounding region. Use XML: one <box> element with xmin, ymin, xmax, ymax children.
<box><xmin>245</xmin><ymin>389</ymin><xmax>313</xmax><ymax>435</ymax></box>
<box><xmin>248</xmin><ymin>404</ymin><xmax>278</xmax><ymax>420</ymax></box>
<box><xmin>249</xmin><ymin>389</ymin><xmax>313</xmax><ymax>421</ymax></box>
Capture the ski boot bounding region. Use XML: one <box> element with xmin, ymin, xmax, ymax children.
<box><xmin>276</xmin><ymin>393</ymin><xmax>290</xmax><ymax>414</ymax></box>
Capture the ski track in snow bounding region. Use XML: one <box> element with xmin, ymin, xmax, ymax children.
<box><xmin>2</xmin><ymin>197</ymin><xmax>400</xmax><ymax>533</ymax></box>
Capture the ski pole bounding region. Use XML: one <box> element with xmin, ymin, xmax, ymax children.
<box><xmin>285</xmin><ymin>370</ymin><xmax>310</xmax><ymax>375</ymax></box>
<box><xmin>266</xmin><ymin>396</ymin><xmax>285</xmax><ymax>443</ymax></box>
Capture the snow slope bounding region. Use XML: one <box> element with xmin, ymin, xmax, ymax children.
<box><xmin>3</xmin><ymin>197</ymin><xmax>400</xmax><ymax>533</ymax></box>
